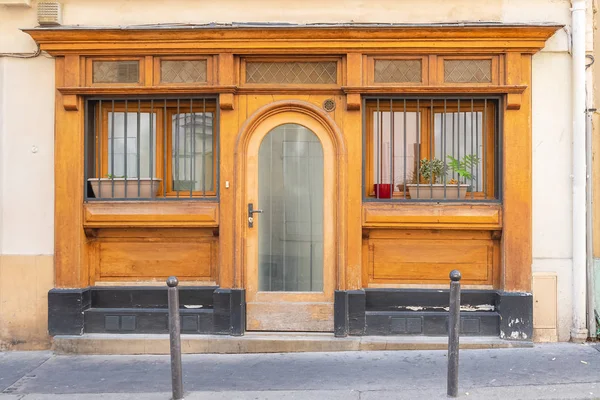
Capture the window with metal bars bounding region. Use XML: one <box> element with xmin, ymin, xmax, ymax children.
<box><xmin>84</xmin><ymin>97</ymin><xmax>218</xmax><ymax>200</ymax></box>
<box><xmin>363</xmin><ymin>97</ymin><xmax>500</xmax><ymax>201</ymax></box>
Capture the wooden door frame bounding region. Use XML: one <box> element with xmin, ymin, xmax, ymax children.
<box><xmin>233</xmin><ymin>100</ymin><xmax>348</xmax><ymax>296</ymax></box>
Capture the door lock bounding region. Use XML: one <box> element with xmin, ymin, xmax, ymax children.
<box><xmin>248</xmin><ymin>203</ymin><xmax>263</xmax><ymax>228</ymax></box>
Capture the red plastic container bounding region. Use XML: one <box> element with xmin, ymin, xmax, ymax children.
<box><xmin>373</xmin><ymin>183</ymin><xmax>393</xmax><ymax>199</ymax></box>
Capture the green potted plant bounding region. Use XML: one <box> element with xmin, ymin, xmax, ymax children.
<box><xmin>446</xmin><ymin>154</ymin><xmax>480</xmax><ymax>199</ymax></box>
<box><xmin>406</xmin><ymin>158</ymin><xmax>448</xmax><ymax>199</ymax></box>
<box><xmin>406</xmin><ymin>155</ymin><xmax>479</xmax><ymax>200</ymax></box>
<box><xmin>88</xmin><ymin>174</ymin><xmax>162</xmax><ymax>199</ymax></box>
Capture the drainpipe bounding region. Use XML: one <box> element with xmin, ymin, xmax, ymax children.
<box><xmin>571</xmin><ymin>0</ymin><xmax>589</xmax><ymax>342</ymax></box>
<box><xmin>586</xmin><ymin>72</ymin><xmax>597</xmax><ymax>337</ymax></box>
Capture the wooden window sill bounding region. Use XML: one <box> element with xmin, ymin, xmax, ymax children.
<box><xmin>362</xmin><ymin>202</ymin><xmax>501</xmax><ymax>230</ymax></box>
<box><xmin>83</xmin><ymin>201</ymin><xmax>219</xmax><ymax>229</ymax></box>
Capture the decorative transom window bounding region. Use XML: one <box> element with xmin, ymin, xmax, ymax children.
<box><xmin>92</xmin><ymin>60</ymin><xmax>140</xmax><ymax>84</ymax></box>
<box><xmin>444</xmin><ymin>60</ymin><xmax>492</xmax><ymax>83</ymax></box>
<box><xmin>245</xmin><ymin>61</ymin><xmax>338</xmax><ymax>85</ymax></box>
<box><xmin>364</xmin><ymin>97</ymin><xmax>500</xmax><ymax>201</ymax></box>
<box><xmin>84</xmin><ymin>97</ymin><xmax>218</xmax><ymax>200</ymax></box>
<box><xmin>160</xmin><ymin>60</ymin><xmax>208</xmax><ymax>84</ymax></box>
<box><xmin>374</xmin><ymin>59</ymin><xmax>422</xmax><ymax>83</ymax></box>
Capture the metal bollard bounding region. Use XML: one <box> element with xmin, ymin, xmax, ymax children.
<box><xmin>167</xmin><ymin>276</ymin><xmax>184</xmax><ymax>400</ymax></box>
<box><xmin>447</xmin><ymin>270</ymin><xmax>461</xmax><ymax>398</ymax></box>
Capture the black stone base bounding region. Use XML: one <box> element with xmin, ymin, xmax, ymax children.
<box><xmin>213</xmin><ymin>288</ymin><xmax>246</xmax><ymax>336</ymax></box>
<box><xmin>334</xmin><ymin>290</ymin><xmax>365</xmax><ymax>337</ymax></box>
<box><xmin>50</xmin><ymin>286</ymin><xmax>531</xmax><ymax>339</ymax></box>
<box><xmin>334</xmin><ymin>289</ymin><xmax>532</xmax><ymax>340</ymax></box>
<box><xmin>497</xmin><ymin>292</ymin><xmax>533</xmax><ymax>340</ymax></box>
<box><xmin>48</xmin><ymin>288</ymin><xmax>91</xmax><ymax>335</ymax></box>
<box><xmin>365</xmin><ymin>311</ymin><xmax>500</xmax><ymax>336</ymax></box>
<box><xmin>48</xmin><ymin>286</ymin><xmax>245</xmax><ymax>336</ymax></box>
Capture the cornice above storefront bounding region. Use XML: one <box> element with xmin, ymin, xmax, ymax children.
<box><xmin>24</xmin><ymin>23</ymin><xmax>563</xmax><ymax>56</ymax></box>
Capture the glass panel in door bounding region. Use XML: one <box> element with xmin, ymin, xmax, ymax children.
<box><xmin>257</xmin><ymin>123</ymin><xmax>324</xmax><ymax>292</ymax></box>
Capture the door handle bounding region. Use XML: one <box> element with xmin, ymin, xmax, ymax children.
<box><xmin>248</xmin><ymin>203</ymin><xmax>263</xmax><ymax>228</ymax></box>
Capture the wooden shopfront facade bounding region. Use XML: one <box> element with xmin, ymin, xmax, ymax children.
<box><xmin>28</xmin><ymin>24</ymin><xmax>559</xmax><ymax>339</ymax></box>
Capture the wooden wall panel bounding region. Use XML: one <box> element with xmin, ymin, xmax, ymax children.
<box><xmin>502</xmin><ymin>53</ymin><xmax>532</xmax><ymax>292</ymax></box>
<box><xmin>217</xmin><ymin>53</ymin><xmax>236</xmax><ymax>288</ymax></box>
<box><xmin>83</xmin><ymin>202</ymin><xmax>219</xmax><ymax>228</ymax></box>
<box><xmin>364</xmin><ymin>229</ymin><xmax>497</xmax><ymax>286</ymax></box>
<box><xmin>90</xmin><ymin>228</ymin><xmax>217</xmax><ymax>283</ymax></box>
<box><xmin>363</xmin><ymin>203</ymin><xmax>501</xmax><ymax>230</ymax></box>
<box><xmin>344</xmin><ymin>53</ymin><xmax>363</xmax><ymax>289</ymax></box>
<box><xmin>99</xmin><ymin>241</ymin><xmax>213</xmax><ymax>280</ymax></box>
<box><xmin>55</xmin><ymin>55</ymin><xmax>88</xmax><ymax>288</ymax></box>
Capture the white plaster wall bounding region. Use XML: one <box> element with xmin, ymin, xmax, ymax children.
<box><xmin>532</xmin><ymin>50</ymin><xmax>573</xmax><ymax>341</ymax></box>
<box><xmin>0</xmin><ymin>57</ymin><xmax>54</xmax><ymax>255</ymax></box>
<box><xmin>0</xmin><ymin>4</ymin><xmax>39</xmax><ymax>54</ymax></box>
<box><xmin>502</xmin><ymin>0</ymin><xmax>570</xmax><ymax>25</ymax></box>
<box><xmin>58</xmin><ymin>0</ymin><xmax>572</xmax><ymax>26</ymax></box>
<box><xmin>39</xmin><ymin>0</ymin><xmax>508</xmax><ymax>28</ymax></box>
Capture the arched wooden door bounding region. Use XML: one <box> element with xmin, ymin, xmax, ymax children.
<box><xmin>243</xmin><ymin>111</ymin><xmax>338</xmax><ymax>331</ymax></box>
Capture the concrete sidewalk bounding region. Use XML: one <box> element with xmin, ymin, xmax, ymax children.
<box><xmin>1</xmin><ymin>343</ymin><xmax>599</xmax><ymax>399</ymax></box>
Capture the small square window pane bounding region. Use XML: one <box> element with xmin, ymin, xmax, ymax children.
<box><xmin>107</xmin><ymin>112</ymin><xmax>156</xmax><ymax>178</ymax></box>
<box><xmin>93</xmin><ymin>61</ymin><xmax>139</xmax><ymax>84</ymax></box>
<box><xmin>171</xmin><ymin>112</ymin><xmax>214</xmax><ymax>192</ymax></box>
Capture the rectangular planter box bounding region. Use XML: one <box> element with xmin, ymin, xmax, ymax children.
<box><xmin>88</xmin><ymin>178</ymin><xmax>161</xmax><ymax>199</ymax></box>
<box><xmin>406</xmin><ymin>183</ymin><xmax>468</xmax><ymax>200</ymax></box>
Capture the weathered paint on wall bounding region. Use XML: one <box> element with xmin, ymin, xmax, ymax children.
<box><xmin>0</xmin><ymin>255</ymin><xmax>53</xmax><ymax>350</ymax></box>
<box><xmin>0</xmin><ymin>58</ymin><xmax>4</xmax><ymax>257</ymax></box>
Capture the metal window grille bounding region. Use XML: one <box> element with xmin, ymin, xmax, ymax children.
<box><xmin>363</xmin><ymin>96</ymin><xmax>501</xmax><ymax>202</ymax></box>
<box><xmin>84</xmin><ymin>96</ymin><xmax>219</xmax><ymax>201</ymax></box>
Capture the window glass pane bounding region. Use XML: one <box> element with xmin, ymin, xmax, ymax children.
<box><xmin>258</xmin><ymin>124</ymin><xmax>324</xmax><ymax>292</ymax></box>
<box><xmin>93</xmin><ymin>61</ymin><xmax>139</xmax><ymax>84</ymax></box>
<box><xmin>107</xmin><ymin>112</ymin><xmax>156</xmax><ymax>178</ymax></box>
<box><xmin>171</xmin><ymin>112</ymin><xmax>214</xmax><ymax>192</ymax></box>
<box><xmin>434</xmin><ymin>112</ymin><xmax>483</xmax><ymax>191</ymax></box>
<box><xmin>372</xmin><ymin>111</ymin><xmax>420</xmax><ymax>194</ymax></box>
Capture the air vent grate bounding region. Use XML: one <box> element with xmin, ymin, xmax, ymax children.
<box><xmin>37</xmin><ymin>1</ymin><xmax>62</xmax><ymax>26</ymax></box>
